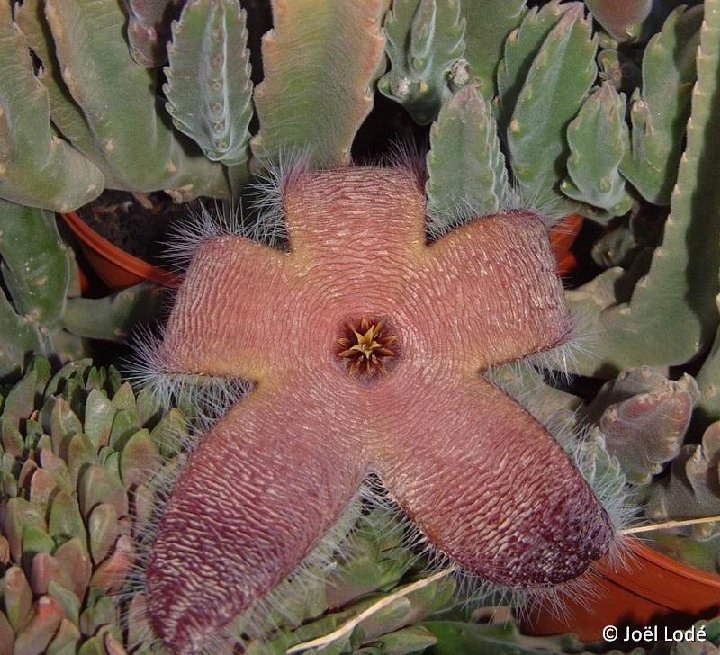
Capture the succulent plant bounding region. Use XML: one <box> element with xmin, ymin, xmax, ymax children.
<box><xmin>0</xmin><ymin>199</ymin><xmax>163</xmax><ymax>379</ymax></box>
<box><xmin>647</xmin><ymin>421</ymin><xmax>720</xmax><ymax>562</ymax></box>
<box><xmin>0</xmin><ymin>355</ymin><xmax>184</xmax><ymax>655</ymax></box>
<box><xmin>586</xmin><ymin>368</ymin><xmax>700</xmax><ymax>485</ymax></box>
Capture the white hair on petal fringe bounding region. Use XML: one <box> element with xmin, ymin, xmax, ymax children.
<box><xmin>425</xmin><ymin>178</ymin><xmax>569</xmax><ymax>243</ymax></box>
<box><xmin>161</xmin><ymin>150</ymin><xmax>313</xmax><ymax>272</ymax></box>
<box><xmin>381</xmin><ymin>138</ymin><xmax>428</xmax><ymax>188</ymax></box>
<box><xmin>124</xmin><ymin>325</ymin><xmax>251</xmax><ymax>432</ymax></box>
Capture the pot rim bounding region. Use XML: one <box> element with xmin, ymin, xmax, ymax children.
<box><xmin>61</xmin><ymin>210</ymin><xmax>181</xmax><ymax>289</ymax></box>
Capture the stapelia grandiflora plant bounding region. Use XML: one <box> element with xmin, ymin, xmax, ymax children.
<box><xmin>140</xmin><ymin>165</ymin><xmax>622</xmax><ymax>654</ymax></box>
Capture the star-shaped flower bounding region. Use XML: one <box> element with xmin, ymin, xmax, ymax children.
<box><xmin>146</xmin><ymin>167</ymin><xmax>615</xmax><ymax>654</ymax></box>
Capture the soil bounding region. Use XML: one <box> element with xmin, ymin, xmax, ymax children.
<box><xmin>77</xmin><ymin>190</ymin><xmax>198</xmax><ymax>267</ymax></box>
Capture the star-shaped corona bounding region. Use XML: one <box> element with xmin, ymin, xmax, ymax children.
<box><xmin>145</xmin><ymin>166</ymin><xmax>615</xmax><ymax>654</ymax></box>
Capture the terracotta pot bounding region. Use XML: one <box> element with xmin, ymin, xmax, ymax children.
<box><xmin>60</xmin><ymin>210</ymin><xmax>181</xmax><ymax>290</ymax></box>
<box><xmin>524</xmin><ymin>540</ymin><xmax>720</xmax><ymax>642</ymax></box>
<box><xmin>62</xmin><ymin>209</ymin><xmax>583</xmax><ymax>292</ymax></box>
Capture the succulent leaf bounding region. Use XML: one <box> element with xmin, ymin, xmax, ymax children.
<box><xmin>372</xmin><ymin>625</ymin><xmax>438</xmax><ymax>654</ymax></box>
<box><xmin>0</xmin><ymin>359</ymin><xmax>196</xmax><ymax>653</ymax></box>
<box><xmin>586</xmin><ymin>368</ymin><xmax>699</xmax><ymax>484</ymax></box>
<box><xmin>496</xmin><ymin>0</ymin><xmax>574</xmax><ymax>136</ymax></box>
<box><xmin>49</xmin><ymin>490</ymin><xmax>88</xmax><ymax>543</ymax></box>
<box><xmin>46</xmin><ymin>618</ymin><xmax>81</xmax><ymax>655</ymax></box>
<box><xmin>0</xmin><ymin>2</ymin><xmax>104</xmax><ymax>212</ymax></box>
<box><xmin>13</xmin><ymin>0</ymin><xmax>121</xmax><ymax>187</ymax></box>
<box><xmin>4</xmin><ymin>566</ymin><xmax>33</xmax><ymax>633</ymax></box>
<box><xmin>88</xmin><ymin>503</ymin><xmax>120</xmax><ymax>565</ymax></box>
<box><xmin>377</xmin><ymin>0</ymin><xmax>467</xmax><ymax>125</ymax></box>
<box><xmin>425</xmin><ymin>85</ymin><xmax>509</xmax><ymax>231</ymax></box>
<box><xmin>461</xmin><ymin>0</ymin><xmax>526</xmax><ymax>100</ymax></box>
<box><xmin>62</xmin><ymin>285</ymin><xmax>165</xmax><ymax>343</ymax></box>
<box><xmin>13</xmin><ymin>595</ymin><xmax>64</xmax><ymax>655</ymax></box>
<box><xmin>0</xmin><ymin>200</ymin><xmax>163</xmax><ymax>378</ymax></box>
<box><xmin>0</xmin><ymin>205</ymin><xmax>69</xmax><ymax>327</ymax></box>
<box><xmin>43</xmin><ymin>0</ymin><xmax>228</xmax><ymax>198</ymax></box>
<box><xmin>698</xmin><ymin>296</ymin><xmax>720</xmax><ymax>423</ymax></box>
<box><xmin>566</xmin><ymin>0</ymin><xmax>720</xmax><ymax>376</ymax></box>
<box><xmin>423</xmin><ymin>620</ymin><xmax>583</xmax><ymax>654</ymax></box>
<box><xmin>123</xmin><ymin>0</ymin><xmax>184</xmax><ymax>67</ymax></box>
<box><xmin>0</xmin><ymin>613</ymin><xmax>13</xmax><ymax>655</ymax></box>
<box><xmin>251</xmin><ymin>0</ymin><xmax>385</xmax><ymax>166</ymax></box>
<box><xmin>506</xmin><ymin>4</ymin><xmax>597</xmax><ymax>205</ymax></box>
<box><xmin>84</xmin><ymin>390</ymin><xmax>115</xmax><ymax>448</ymax></box>
<box><xmin>47</xmin><ymin>582</ymin><xmax>81</xmax><ymax>626</ymax></box>
<box><xmin>585</xmin><ymin>0</ymin><xmax>653</xmax><ymax>41</ymax></box>
<box><xmin>560</xmin><ymin>82</ymin><xmax>634</xmax><ymax>216</ymax></box>
<box><xmin>164</xmin><ymin>0</ymin><xmax>254</xmax><ymax>169</ymax></box>
<box><xmin>619</xmin><ymin>5</ymin><xmax>703</xmax><ymax>204</ymax></box>
<box><xmin>648</xmin><ymin>421</ymin><xmax>720</xmax><ymax>541</ymax></box>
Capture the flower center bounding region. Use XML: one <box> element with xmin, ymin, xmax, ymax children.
<box><xmin>336</xmin><ymin>318</ymin><xmax>398</xmax><ymax>377</ymax></box>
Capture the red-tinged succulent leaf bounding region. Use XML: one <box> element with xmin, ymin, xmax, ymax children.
<box><xmin>585</xmin><ymin>0</ymin><xmax>653</xmax><ymax>41</ymax></box>
<box><xmin>84</xmin><ymin>389</ymin><xmax>115</xmax><ymax>448</ymax></box>
<box><xmin>132</xmin><ymin>484</ymin><xmax>154</xmax><ymax>534</ymax></box>
<box><xmin>66</xmin><ymin>433</ymin><xmax>97</xmax><ymax>489</ymax></box>
<box><xmin>119</xmin><ymin>429</ymin><xmax>160</xmax><ymax>487</ymax></box>
<box><xmin>127</xmin><ymin>595</ymin><xmax>151</xmax><ymax>646</ymax></box>
<box><xmin>13</xmin><ymin>596</ymin><xmax>64</xmax><ymax>655</ymax></box>
<box><xmin>78</xmin><ymin>464</ymin><xmax>129</xmax><ymax>519</ymax></box>
<box><xmin>39</xmin><ymin>449</ymin><xmax>73</xmax><ymax>495</ymax></box>
<box><xmin>105</xmin><ymin>631</ymin><xmax>129</xmax><ymax>655</ymax></box>
<box><xmin>17</xmin><ymin>459</ymin><xmax>38</xmax><ymax>491</ymax></box>
<box><xmin>648</xmin><ymin>421</ymin><xmax>720</xmax><ymax>537</ymax></box>
<box><xmin>49</xmin><ymin>491</ymin><xmax>87</xmax><ymax>543</ymax></box>
<box><xmin>4</xmin><ymin>566</ymin><xmax>33</xmax><ymax>633</ymax></box>
<box><xmin>30</xmin><ymin>552</ymin><xmax>61</xmax><ymax>596</ymax></box>
<box><xmin>123</xmin><ymin>0</ymin><xmax>185</xmax><ymax>67</ymax></box>
<box><xmin>90</xmin><ymin>535</ymin><xmax>134</xmax><ymax>593</ymax></box>
<box><xmin>54</xmin><ymin>539</ymin><xmax>91</xmax><ymax>602</ymax></box>
<box><xmin>88</xmin><ymin>503</ymin><xmax>120</xmax><ymax>565</ymax></box>
<box><xmin>0</xmin><ymin>612</ymin><xmax>13</xmax><ymax>655</ymax></box>
<box><xmin>45</xmin><ymin>619</ymin><xmax>81</xmax><ymax>655</ymax></box>
<box><xmin>4</xmin><ymin>497</ymin><xmax>46</xmax><ymax>562</ymax></box>
<box><xmin>0</xmin><ymin>535</ymin><xmax>10</xmax><ymax>565</ymax></box>
<box><xmin>588</xmin><ymin>368</ymin><xmax>699</xmax><ymax>483</ymax></box>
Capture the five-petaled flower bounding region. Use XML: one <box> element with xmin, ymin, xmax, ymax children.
<box><xmin>146</xmin><ymin>166</ymin><xmax>615</xmax><ymax>655</ymax></box>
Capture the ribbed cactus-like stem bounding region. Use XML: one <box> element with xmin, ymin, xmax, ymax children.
<box><xmin>425</xmin><ymin>85</ymin><xmax>509</xmax><ymax>232</ymax></box>
<box><xmin>251</xmin><ymin>0</ymin><xmax>386</xmax><ymax>167</ymax></box>
<box><xmin>567</xmin><ymin>0</ymin><xmax>720</xmax><ymax>376</ymax></box>
<box><xmin>561</xmin><ymin>82</ymin><xmax>633</xmax><ymax>215</ymax></box>
<box><xmin>0</xmin><ymin>2</ymin><xmax>103</xmax><ymax>212</ymax></box>
<box><xmin>378</xmin><ymin>0</ymin><xmax>467</xmax><ymax>125</ymax></box>
<box><xmin>164</xmin><ymin>0</ymin><xmax>254</xmax><ymax>170</ymax></box>
<box><xmin>619</xmin><ymin>5</ymin><xmax>703</xmax><ymax>205</ymax></box>
<box><xmin>506</xmin><ymin>4</ymin><xmax>597</xmax><ymax>206</ymax></box>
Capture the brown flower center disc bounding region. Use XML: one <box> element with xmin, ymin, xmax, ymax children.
<box><xmin>336</xmin><ymin>317</ymin><xmax>399</xmax><ymax>378</ymax></box>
